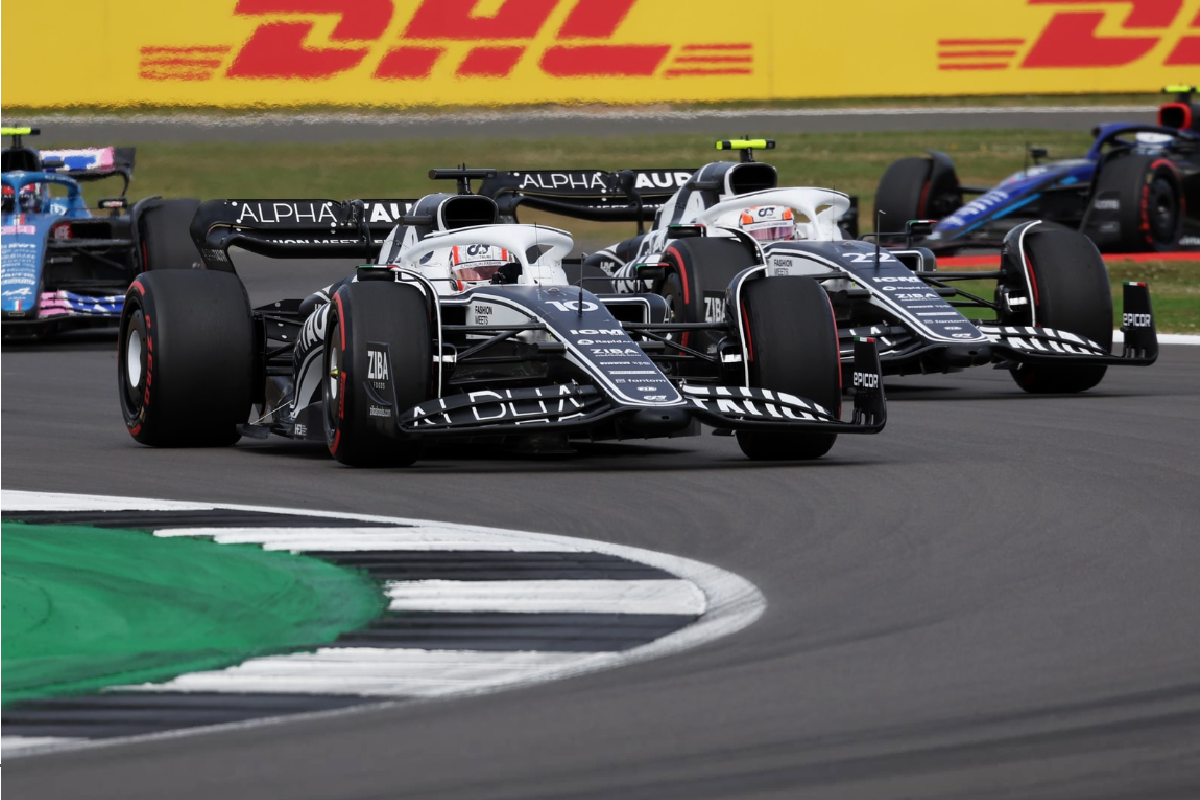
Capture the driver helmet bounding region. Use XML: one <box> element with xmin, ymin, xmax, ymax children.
<box><xmin>450</xmin><ymin>244</ymin><xmax>513</xmax><ymax>284</ymax></box>
<box><xmin>732</xmin><ymin>204</ymin><xmax>796</xmax><ymax>243</ymax></box>
<box><xmin>2</xmin><ymin>183</ymin><xmax>41</xmax><ymax>214</ymax></box>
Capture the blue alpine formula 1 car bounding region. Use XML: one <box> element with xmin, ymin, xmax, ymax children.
<box><xmin>1</xmin><ymin>127</ymin><xmax>202</xmax><ymax>338</ymax></box>
<box><xmin>875</xmin><ymin>87</ymin><xmax>1200</xmax><ymax>254</ymax></box>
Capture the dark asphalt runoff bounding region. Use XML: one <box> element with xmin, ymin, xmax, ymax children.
<box><xmin>4</xmin><ymin>252</ymin><xmax>1200</xmax><ymax>799</ymax></box>
<box><xmin>5</xmin><ymin>106</ymin><xmax>1159</xmax><ymax>144</ymax></box>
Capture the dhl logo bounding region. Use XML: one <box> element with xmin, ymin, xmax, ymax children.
<box><xmin>138</xmin><ymin>0</ymin><xmax>754</xmax><ymax>82</ymax></box>
<box><xmin>939</xmin><ymin>0</ymin><xmax>1200</xmax><ymax>70</ymax></box>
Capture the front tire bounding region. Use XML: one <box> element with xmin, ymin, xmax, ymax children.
<box><xmin>323</xmin><ymin>281</ymin><xmax>432</xmax><ymax>467</ymax></box>
<box><xmin>1004</xmin><ymin>226</ymin><xmax>1112</xmax><ymax>394</ymax></box>
<box><xmin>118</xmin><ymin>270</ymin><xmax>253</xmax><ymax>446</ymax></box>
<box><xmin>736</xmin><ymin>276</ymin><xmax>842</xmax><ymax>460</ymax></box>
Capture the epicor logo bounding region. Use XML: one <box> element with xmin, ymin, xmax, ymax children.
<box><xmin>140</xmin><ymin>0</ymin><xmax>756</xmax><ymax>82</ymax></box>
<box><xmin>938</xmin><ymin>0</ymin><xmax>1200</xmax><ymax>71</ymax></box>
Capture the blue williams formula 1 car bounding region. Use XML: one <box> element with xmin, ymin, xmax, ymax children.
<box><xmin>115</xmin><ymin>170</ymin><xmax>886</xmax><ymax>465</ymax></box>
<box><xmin>486</xmin><ymin>140</ymin><xmax>1158</xmax><ymax>395</ymax></box>
<box><xmin>875</xmin><ymin>87</ymin><xmax>1200</xmax><ymax>253</ymax></box>
<box><xmin>1</xmin><ymin>127</ymin><xmax>202</xmax><ymax>338</ymax></box>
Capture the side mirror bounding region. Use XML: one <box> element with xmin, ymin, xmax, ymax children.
<box><xmin>905</xmin><ymin>219</ymin><xmax>936</xmax><ymax>248</ymax></box>
<box><xmin>635</xmin><ymin>263</ymin><xmax>667</xmax><ymax>282</ymax></box>
<box><xmin>1029</xmin><ymin>147</ymin><xmax>1049</xmax><ymax>162</ymax></box>
<box><xmin>665</xmin><ymin>224</ymin><xmax>705</xmax><ymax>239</ymax></box>
<box><xmin>42</xmin><ymin>158</ymin><xmax>65</xmax><ymax>172</ymax></box>
<box><xmin>356</xmin><ymin>265</ymin><xmax>394</xmax><ymax>281</ymax></box>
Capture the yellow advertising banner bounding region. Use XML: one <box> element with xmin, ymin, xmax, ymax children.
<box><xmin>3</xmin><ymin>0</ymin><xmax>1199</xmax><ymax>107</ymax></box>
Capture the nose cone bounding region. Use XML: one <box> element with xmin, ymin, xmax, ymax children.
<box><xmin>620</xmin><ymin>407</ymin><xmax>694</xmax><ymax>437</ymax></box>
<box><xmin>943</xmin><ymin>343</ymin><xmax>993</xmax><ymax>368</ymax></box>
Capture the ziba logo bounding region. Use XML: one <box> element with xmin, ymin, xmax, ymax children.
<box><xmin>368</xmin><ymin>349</ymin><xmax>389</xmax><ymax>380</ymax></box>
<box><xmin>140</xmin><ymin>0</ymin><xmax>756</xmax><ymax>83</ymax></box>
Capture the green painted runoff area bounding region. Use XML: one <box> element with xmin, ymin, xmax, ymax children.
<box><xmin>2</xmin><ymin>522</ymin><xmax>384</xmax><ymax>706</ymax></box>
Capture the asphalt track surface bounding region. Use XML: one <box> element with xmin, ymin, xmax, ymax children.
<box><xmin>4</xmin><ymin>251</ymin><xmax>1200</xmax><ymax>799</ymax></box>
<box><xmin>6</xmin><ymin>106</ymin><xmax>1159</xmax><ymax>143</ymax></box>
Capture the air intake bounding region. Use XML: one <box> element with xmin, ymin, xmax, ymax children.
<box><xmin>440</xmin><ymin>195</ymin><xmax>499</xmax><ymax>230</ymax></box>
<box><xmin>727</xmin><ymin>163</ymin><xmax>777</xmax><ymax>195</ymax></box>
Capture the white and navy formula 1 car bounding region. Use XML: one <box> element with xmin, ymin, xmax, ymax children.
<box><xmin>116</xmin><ymin>169</ymin><xmax>886</xmax><ymax>466</ymax></box>
<box><xmin>485</xmin><ymin>140</ymin><xmax>1158</xmax><ymax>395</ymax></box>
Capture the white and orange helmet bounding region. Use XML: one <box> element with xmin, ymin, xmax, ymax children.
<box><xmin>449</xmin><ymin>244</ymin><xmax>513</xmax><ymax>284</ymax></box>
<box><xmin>725</xmin><ymin>204</ymin><xmax>797</xmax><ymax>243</ymax></box>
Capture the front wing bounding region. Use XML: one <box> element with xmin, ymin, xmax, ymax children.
<box><xmin>388</xmin><ymin>338</ymin><xmax>886</xmax><ymax>439</ymax></box>
<box><xmin>840</xmin><ymin>283</ymin><xmax>1158</xmax><ymax>369</ymax></box>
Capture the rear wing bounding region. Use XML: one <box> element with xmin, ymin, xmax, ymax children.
<box><xmin>477</xmin><ymin>169</ymin><xmax>697</xmax><ymax>225</ymax></box>
<box><xmin>190</xmin><ymin>198</ymin><xmax>417</xmax><ymax>269</ymax></box>
<box><xmin>41</xmin><ymin>147</ymin><xmax>137</xmax><ymax>196</ymax></box>
<box><xmin>42</xmin><ymin>146</ymin><xmax>136</xmax><ymax>178</ymax></box>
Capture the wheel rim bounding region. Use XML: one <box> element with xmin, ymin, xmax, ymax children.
<box><xmin>121</xmin><ymin>311</ymin><xmax>147</xmax><ymax>415</ymax></box>
<box><xmin>328</xmin><ymin>337</ymin><xmax>340</xmax><ymax>408</ymax></box>
<box><xmin>1146</xmin><ymin>177</ymin><xmax>1179</xmax><ymax>244</ymax></box>
<box><xmin>125</xmin><ymin>326</ymin><xmax>143</xmax><ymax>389</ymax></box>
<box><xmin>323</xmin><ymin>322</ymin><xmax>341</xmax><ymax>439</ymax></box>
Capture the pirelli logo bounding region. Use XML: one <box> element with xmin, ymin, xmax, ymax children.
<box><xmin>138</xmin><ymin>0</ymin><xmax>755</xmax><ymax>82</ymax></box>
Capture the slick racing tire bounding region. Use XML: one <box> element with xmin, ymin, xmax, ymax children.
<box><xmin>323</xmin><ymin>281</ymin><xmax>432</xmax><ymax>467</ymax></box>
<box><xmin>140</xmin><ymin>198</ymin><xmax>203</xmax><ymax>271</ymax></box>
<box><xmin>874</xmin><ymin>154</ymin><xmax>961</xmax><ymax>232</ymax></box>
<box><xmin>1005</xmin><ymin>226</ymin><xmax>1112</xmax><ymax>394</ymax></box>
<box><xmin>736</xmin><ymin>275</ymin><xmax>842</xmax><ymax>460</ymax></box>
<box><xmin>118</xmin><ymin>270</ymin><xmax>253</xmax><ymax>446</ymax></box>
<box><xmin>660</xmin><ymin>238</ymin><xmax>757</xmax><ymax>375</ymax></box>
<box><xmin>1092</xmin><ymin>155</ymin><xmax>1183</xmax><ymax>252</ymax></box>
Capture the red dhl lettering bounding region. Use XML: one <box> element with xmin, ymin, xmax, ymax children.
<box><xmin>938</xmin><ymin>0</ymin><xmax>1200</xmax><ymax>71</ymax></box>
<box><xmin>139</xmin><ymin>0</ymin><xmax>753</xmax><ymax>82</ymax></box>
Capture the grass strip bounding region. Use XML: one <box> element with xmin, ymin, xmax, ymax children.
<box><xmin>1</xmin><ymin>522</ymin><xmax>384</xmax><ymax>706</ymax></box>
<box><xmin>28</xmin><ymin>129</ymin><xmax>1198</xmax><ymax>332</ymax></box>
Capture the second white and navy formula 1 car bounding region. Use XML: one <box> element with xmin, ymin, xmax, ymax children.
<box><xmin>488</xmin><ymin>140</ymin><xmax>1159</xmax><ymax>395</ymax></box>
<box><xmin>116</xmin><ymin>170</ymin><xmax>886</xmax><ymax>465</ymax></box>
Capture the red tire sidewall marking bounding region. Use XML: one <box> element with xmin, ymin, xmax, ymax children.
<box><xmin>1023</xmin><ymin>253</ymin><xmax>1040</xmax><ymax>311</ymax></box>
<box><xmin>1143</xmin><ymin>159</ymin><xmax>1181</xmax><ymax>248</ymax></box>
<box><xmin>665</xmin><ymin>246</ymin><xmax>690</xmax><ymax>350</ymax></box>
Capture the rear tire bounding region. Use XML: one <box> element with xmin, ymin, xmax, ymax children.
<box><xmin>659</xmin><ymin>238</ymin><xmax>757</xmax><ymax>375</ymax></box>
<box><xmin>1005</xmin><ymin>226</ymin><xmax>1112</xmax><ymax>394</ymax></box>
<box><xmin>140</xmin><ymin>198</ymin><xmax>203</xmax><ymax>271</ymax></box>
<box><xmin>1090</xmin><ymin>155</ymin><xmax>1183</xmax><ymax>252</ymax></box>
<box><xmin>874</xmin><ymin>154</ymin><xmax>962</xmax><ymax>231</ymax></box>
<box><xmin>874</xmin><ymin>157</ymin><xmax>931</xmax><ymax>228</ymax></box>
<box><xmin>118</xmin><ymin>270</ymin><xmax>253</xmax><ymax>446</ymax></box>
<box><xmin>736</xmin><ymin>276</ymin><xmax>842</xmax><ymax>460</ymax></box>
<box><xmin>323</xmin><ymin>281</ymin><xmax>432</xmax><ymax>467</ymax></box>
